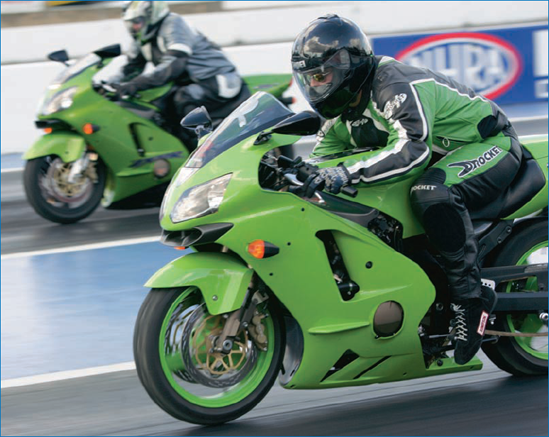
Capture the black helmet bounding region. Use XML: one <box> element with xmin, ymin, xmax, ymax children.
<box><xmin>292</xmin><ymin>14</ymin><xmax>375</xmax><ymax>119</ymax></box>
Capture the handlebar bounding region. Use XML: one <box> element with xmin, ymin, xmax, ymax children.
<box><xmin>277</xmin><ymin>156</ymin><xmax>358</xmax><ymax>199</ymax></box>
<box><xmin>93</xmin><ymin>82</ymin><xmax>140</xmax><ymax>101</ymax></box>
<box><xmin>342</xmin><ymin>186</ymin><xmax>358</xmax><ymax>198</ymax></box>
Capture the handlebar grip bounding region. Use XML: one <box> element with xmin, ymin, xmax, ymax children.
<box><xmin>342</xmin><ymin>186</ymin><xmax>358</xmax><ymax>198</ymax></box>
<box><xmin>296</xmin><ymin>163</ymin><xmax>318</xmax><ymax>182</ymax></box>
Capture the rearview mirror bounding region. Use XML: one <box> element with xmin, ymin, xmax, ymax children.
<box><xmin>181</xmin><ymin>106</ymin><xmax>213</xmax><ymax>138</ymax></box>
<box><xmin>271</xmin><ymin>111</ymin><xmax>321</xmax><ymax>136</ymax></box>
<box><xmin>94</xmin><ymin>44</ymin><xmax>122</xmax><ymax>59</ymax></box>
<box><xmin>47</xmin><ymin>50</ymin><xmax>69</xmax><ymax>65</ymax></box>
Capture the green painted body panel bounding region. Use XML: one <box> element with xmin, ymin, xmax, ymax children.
<box><xmin>34</xmin><ymin>63</ymin><xmax>189</xmax><ymax>204</ymax></box>
<box><xmin>137</xmin><ymin>83</ymin><xmax>173</xmax><ymax>105</ymax></box>
<box><xmin>310</xmin><ymin>154</ymin><xmax>424</xmax><ymax>238</ymax></box>
<box><xmin>154</xmin><ymin>131</ymin><xmax>488</xmax><ymax>390</ymax></box>
<box><xmin>24</xmin><ymin>132</ymin><xmax>85</xmax><ymax>163</ymax></box>
<box><xmin>243</xmin><ymin>74</ymin><xmax>292</xmax><ymax>98</ymax></box>
<box><xmin>505</xmin><ymin>135</ymin><xmax>549</xmax><ymax>220</ymax></box>
<box><xmin>145</xmin><ymin>252</ymin><xmax>253</xmax><ymax>315</ymax></box>
<box><xmin>147</xmin><ymin>93</ymin><xmax>547</xmax><ymax>393</ymax></box>
<box><xmin>29</xmin><ymin>60</ymin><xmax>291</xmax><ymax>205</ymax></box>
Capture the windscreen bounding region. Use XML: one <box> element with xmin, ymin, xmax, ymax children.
<box><xmin>185</xmin><ymin>92</ymin><xmax>293</xmax><ymax>168</ymax></box>
<box><xmin>49</xmin><ymin>53</ymin><xmax>101</xmax><ymax>88</ymax></box>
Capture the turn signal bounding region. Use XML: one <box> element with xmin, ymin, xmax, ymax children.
<box><xmin>248</xmin><ymin>240</ymin><xmax>265</xmax><ymax>259</ymax></box>
<box><xmin>83</xmin><ymin>123</ymin><xmax>100</xmax><ymax>135</ymax></box>
<box><xmin>44</xmin><ymin>127</ymin><xmax>53</xmax><ymax>134</ymax></box>
<box><xmin>247</xmin><ymin>240</ymin><xmax>280</xmax><ymax>259</ymax></box>
<box><xmin>174</xmin><ymin>246</ymin><xmax>186</xmax><ymax>251</ymax></box>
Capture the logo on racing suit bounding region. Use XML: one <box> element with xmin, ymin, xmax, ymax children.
<box><xmin>477</xmin><ymin>311</ymin><xmax>489</xmax><ymax>336</ymax></box>
<box><xmin>383</xmin><ymin>93</ymin><xmax>407</xmax><ymax>119</ymax></box>
<box><xmin>351</xmin><ymin>118</ymin><xmax>369</xmax><ymax>127</ymax></box>
<box><xmin>447</xmin><ymin>146</ymin><xmax>502</xmax><ymax>177</ymax></box>
<box><xmin>292</xmin><ymin>60</ymin><xmax>307</xmax><ymax>69</ymax></box>
<box><xmin>396</xmin><ymin>33</ymin><xmax>522</xmax><ymax>100</ymax></box>
<box><xmin>410</xmin><ymin>185</ymin><xmax>437</xmax><ymax>192</ymax></box>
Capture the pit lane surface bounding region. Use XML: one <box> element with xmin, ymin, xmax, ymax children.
<box><xmin>1</xmin><ymin>118</ymin><xmax>547</xmax><ymax>436</ymax></box>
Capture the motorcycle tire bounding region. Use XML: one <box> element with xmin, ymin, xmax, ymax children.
<box><xmin>23</xmin><ymin>155</ymin><xmax>106</xmax><ymax>224</ymax></box>
<box><xmin>133</xmin><ymin>287</ymin><xmax>285</xmax><ymax>425</ymax></box>
<box><xmin>482</xmin><ymin>219</ymin><xmax>548</xmax><ymax>376</ymax></box>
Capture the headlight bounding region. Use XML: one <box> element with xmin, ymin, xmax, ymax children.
<box><xmin>40</xmin><ymin>87</ymin><xmax>78</xmax><ymax>116</ymax></box>
<box><xmin>159</xmin><ymin>167</ymin><xmax>199</xmax><ymax>221</ymax></box>
<box><xmin>170</xmin><ymin>174</ymin><xmax>232</xmax><ymax>224</ymax></box>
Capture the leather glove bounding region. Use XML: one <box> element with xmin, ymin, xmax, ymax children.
<box><xmin>302</xmin><ymin>164</ymin><xmax>352</xmax><ymax>198</ymax></box>
<box><xmin>112</xmin><ymin>82</ymin><xmax>140</xmax><ymax>98</ymax></box>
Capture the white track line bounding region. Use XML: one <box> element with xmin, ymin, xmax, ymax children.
<box><xmin>1</xmin><ymin>362</ymin><xmax>136</xmax><ymax>389</ymax></box>
<box><xmin>1</xmin><ymin>235</ymin><xmax>160</xmax><ymax>261</ymax></box>
<box><xmin>0</xmin><ymin>167</ymin><xmax>24</xmax><ymax>174</ymax></box>
<box><xmin>510</xmin><ymin>115</ymin><xmax>549</xmax><ymax>123</ymax></box>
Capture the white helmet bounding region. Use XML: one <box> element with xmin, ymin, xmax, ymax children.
<box><xmin>123</xmin><ymin>1</ymin><xmax>169</xmax><ymax>43</ymax></box>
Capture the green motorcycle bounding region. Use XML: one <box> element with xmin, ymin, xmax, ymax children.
<box><xmin>23</xmin><ymin>45</ymin><xmax>292</xmax><ymax>224</ymax></box>
<box><xmin>134</xmin><ymin>92</ymin><xmax>548</xmax><ymax>425</ymax></box>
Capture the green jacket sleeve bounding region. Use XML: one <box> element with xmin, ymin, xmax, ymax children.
<box><xmin>309</xmin><ymin>117</ymin><xmax>355</xmax><ymax>158</ymax></box>
<box><xmin>342</xmin><ymin>81</ymin><xmax>434</xmax><ymax>185</ymax></box>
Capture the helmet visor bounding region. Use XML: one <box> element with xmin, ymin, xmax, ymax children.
<box><xmin>124</xmin><ymin>16</ymin><xmax>146</xmax><ymax>38</ymax></box>
<box><xmin>293</xmin><ymin>50</ymin><xmax>351</xmax><ymax>104</ymax></box>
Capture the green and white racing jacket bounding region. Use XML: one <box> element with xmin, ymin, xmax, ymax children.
<box><xmin>311</xmin><ymin>56</ymin><xmax>512</xmax><ymax>185</ymax></box>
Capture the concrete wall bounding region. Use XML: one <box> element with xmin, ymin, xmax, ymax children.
<box><xmin>2</xmin><ymin>1</ymin><xmax>547</xmax><ymax>64</ymax></box>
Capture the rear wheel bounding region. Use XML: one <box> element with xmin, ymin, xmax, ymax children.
<box><xmin>23</xmin><ymin>154</ymin><xmax>106</xmax><ymax>224</ymax></box>
<box><xmin>134</xmin><ymin>287</ymin><xmax>285</xmax><ymax>425</ymax></box>
<box><xmin>482</xmin><ymin>220</ymin><xmax>548</xmax><ymax>376</ymax></box>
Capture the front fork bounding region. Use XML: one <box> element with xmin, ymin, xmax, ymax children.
<box><xmin>214</xmin><ymin>279</ymin><xmax>270</xmax><ymax>354</ymax></box>
<box><xmin>67</xmin><ymin>151</ymin><xmax>98</xmax><ymax>184</ymax></box>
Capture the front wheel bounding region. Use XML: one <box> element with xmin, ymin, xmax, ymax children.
<box><xmin>23</xmin><ymin>154</ymin><xmax>106</xmax><ymax>224</ymax></box>
<box><xmin>482</xmin><ymin>220</ymin><xmax>548</xmax><ymax>376</ymax></box>
<box><xmin>133</xmin><ymin>287</ymin><xmax>285</xmax><ymax>425</ymax></box>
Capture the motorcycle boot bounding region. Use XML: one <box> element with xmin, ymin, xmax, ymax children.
<box><xmin>451</xmin><ymin>285</ymin><xmax>498</xmax><ymax>365</ymax></box>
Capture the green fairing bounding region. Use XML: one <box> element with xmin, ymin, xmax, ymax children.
<box><xmin>243</xmin><ymin>74</ymin><xmax>293</xmax><ymax>98</ymax></box>
<box><xmin>145</xmin><ymin>252</ymin><xmax>253</xmax><ymax>315</ymax></box>
<box><xmin>504</xmin><ymin>136</ymin><xmax>549</xmax><ymax>219</ymax></box>
<box><xmin>24</xmin><ymin>132</ymin><xmax>85</xmax><ymax>163</ymax></box>
<box><xmin>136</xmin><ymin>94</ymin><xmax>547</xmax><ymax>423</ymax></box>
<box><xmin>152</xmin><ymin>129</ymin><xmax>486</xmax><ymax>389</ymax></box>
<box><xmin>28</xmin><ymin>56</ymin><xmax>291</xmax><ymax>206</ymax></box>
<box><xmin>33</xmin><ymin>63</ymin><xmax>188</xmax><ymax>204</ymax></box>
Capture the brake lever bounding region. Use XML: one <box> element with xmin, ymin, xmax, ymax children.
<box><xmin>342</xmin><ymin>186</ymin><xmax>358</xmax><ymax>198</ymax></box>
<box><xmin>284</xmin><ymin>173</ymin><xmax>325</xmax><ymax>204</ymax></box>
<box><xmin>277</xmin><ymin>155</ymin><xmax>303</xmax><ymax>169</ymax></box>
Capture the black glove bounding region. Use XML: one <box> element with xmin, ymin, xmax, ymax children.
<box><xmin>302</xmin><ymin>164</ymin><xmax>352</xmax><ymax>198</ymax></box>
<box><xmin>112</xmin><ymin>82</ymin><xmax>140</xmax><ymax>98</ymax></box>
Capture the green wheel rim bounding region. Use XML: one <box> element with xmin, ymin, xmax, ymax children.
<box><xmin>505</xmin><ymin>241</ymin><xmax>548</xmax><ymax>360</ymax></box>
<box><xmin>159</xmin><ymin>288</ymin><xmax>275</xmax><ymax>408</ymax></box>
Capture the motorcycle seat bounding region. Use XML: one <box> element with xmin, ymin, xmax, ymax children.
<box><xmin>470</xmin><ymin>147</ymin><xmax>546</xmax><ymax>220</ymax></box>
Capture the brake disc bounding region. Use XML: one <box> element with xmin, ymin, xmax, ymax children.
<box><xmin>181</xmin><ymin>306</ymin><xmax>257</xmax><ymax>388</ymax></box>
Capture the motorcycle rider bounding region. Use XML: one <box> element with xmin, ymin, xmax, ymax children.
<box><xmin>108</xmin><ymin>1</ymin><xmax>249</xmax><ymax>142</ymax></box>
<box><xmin>292</xmin><ymin>15</ymin><xmax>522</xmax><ymax>365</ymax></box>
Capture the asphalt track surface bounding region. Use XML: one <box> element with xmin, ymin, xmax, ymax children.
<box><xmin>1</xmin><ymin>118</ymin><xmax>548</xmax><ymax>436</ymax></box>
<box><xmin>1</xmin><ymin>364</ymin><xmax>547</xmax><ymax>436</ymax></box>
